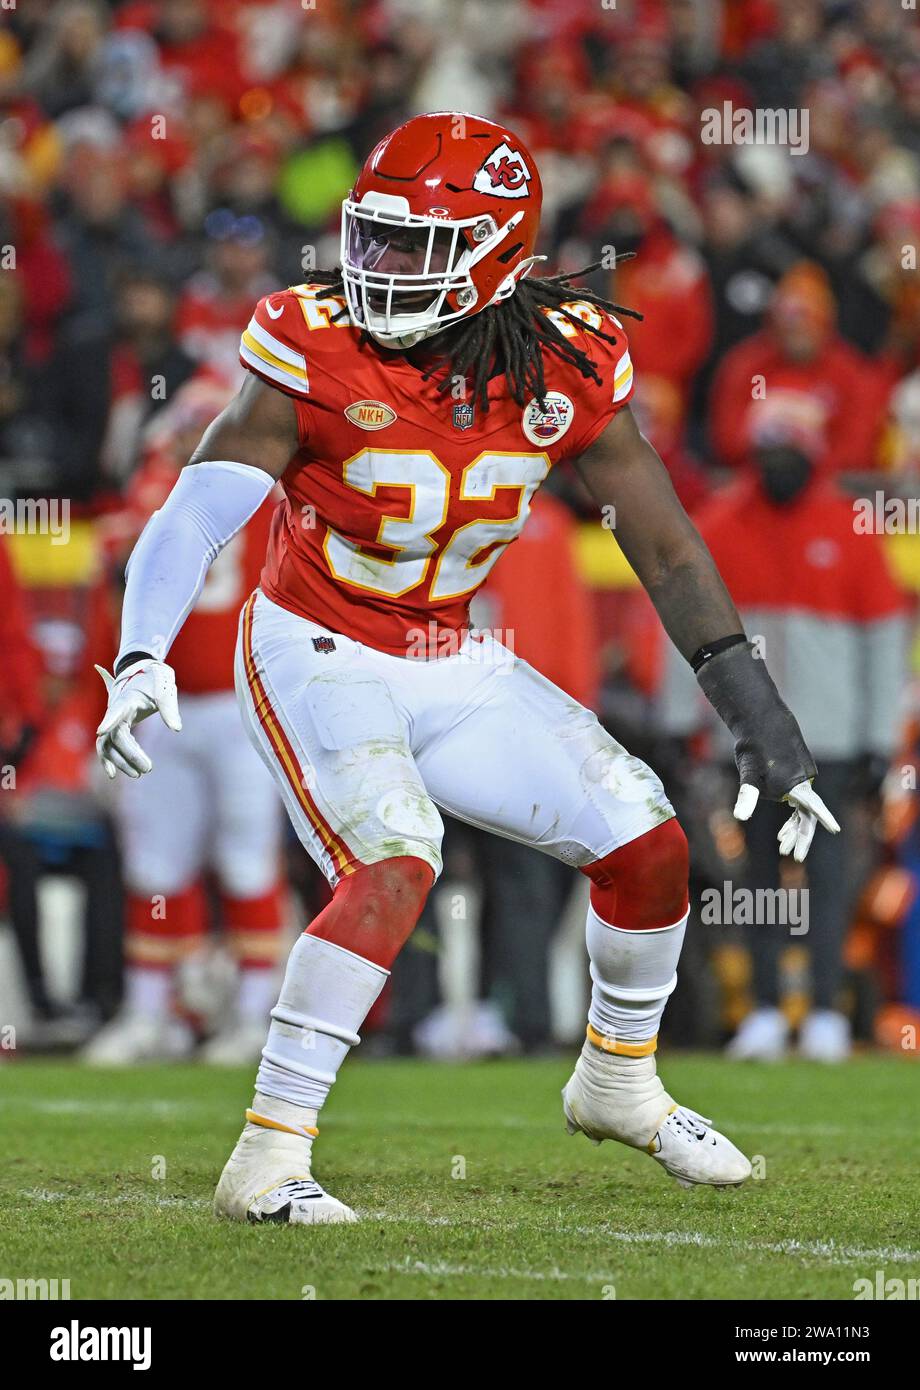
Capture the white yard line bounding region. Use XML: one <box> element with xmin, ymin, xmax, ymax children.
<box><xmin>372</xmin><ymin>1257</ymin><xmax>612</xmax><ymax>1284</ymax></box>
<box><xmin>15</xmin><ymin>1189</ymin><xmax>920</xmax><ymax>1271</ymax></box>
<box><xmin>364</xmin><ymin>1211</ymin><xmax>920</xmax><ymax>1267</ymax></box>
<box><xmin>5</xmin><ymin>1099</ymin><xmax>912</xmax><ymax>1141</ymax></box>
<box><xmin>20</xmin><ymin>1188</ymin><xmax>209</xmax><ymax>1209</ymax></box>
<box><xmin>1</xmin><ymin>1098</ymin><xmax>220</xmax><ymax>1118</ymax></box>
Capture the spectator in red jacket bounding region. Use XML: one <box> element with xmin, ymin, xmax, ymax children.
<box><xmin>709</xmin><ymin>262</ymin><xmax>891</xmax><ymax>473</ymax></box>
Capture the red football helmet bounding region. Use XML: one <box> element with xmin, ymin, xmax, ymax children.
<box><xmin>341</xmin><ymin>112</ymin><xmax>544</xmax><ymax>348</ymax></box>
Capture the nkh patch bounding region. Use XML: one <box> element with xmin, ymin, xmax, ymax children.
<box><xmin>521</xmin><ymin>392</ymin><xmax>574</xmax><ymax>446</ymax></box>
<box><xmin>312</xmin><ymin>636</ymin><xmax>336</xmax><ymax>653</ymax></box>
<box><xmin>344</xmin><ymin>400</ymin><xmax>397</xmax><ymax>430</ymax></box>
<box><xmin>453</xmin><ymin>403</ymin><xmax>475</xmax><ymax>430</ymax></box>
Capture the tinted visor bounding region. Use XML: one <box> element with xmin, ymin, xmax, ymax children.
<box><xmin>345</xmin><ymin>212</ymin><xmax>464</xmax><ymax>312</ymax></box>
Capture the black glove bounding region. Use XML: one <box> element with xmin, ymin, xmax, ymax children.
<box><xmin>695</xmin><ymin>640</ymin><xmax>839</xmax><ymax>861</ymax></box>
<box><xmin>696</xmin><ymin>641</ymin><xmax>815</xmax><ymax>800</ymax></box>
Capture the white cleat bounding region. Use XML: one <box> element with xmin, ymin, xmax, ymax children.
<box><xmin>562</xmin><ymin>1041</ymin><xmax>752</xmax><ymax>1189</ymax></box>
<box><xmin>213</xmin><ymin>1094</ymin><xmax>357</xmax><ymax>1225</ymax></box>
<box><xmin>80</xmin><ymin>1011</ymin><xmax>195</xmax><ymax>1065</ymax></box>
<box><xmin>725</xmin><ymin>1006</ymin><xmax>790</xmax><ymax>1062</ymax></box>
<box><xmin>798</xmin><ymin>1009</ymin><xmax>851</xmax><ymax>1063</ymax></box>
<box><xmin>200</xmin><ymin>1019</ymin><xmax>269</xmax><ymax>1066</ymax></box>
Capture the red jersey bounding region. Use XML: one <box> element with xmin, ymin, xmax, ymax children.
<box><xmin>239</xmin><ymin>284</ymin><xmax>634</xmax><ymax>657</ymax></box>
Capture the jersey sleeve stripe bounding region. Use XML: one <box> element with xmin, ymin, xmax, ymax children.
<box><xmin>240</xmin><ymin>341</ymin><xmax>310</xmax><ymax>396</ymax></box>
<box><xmin>246</xmin><ymin>317</ymin><xmax>307</xmax><ymax>371</ymax></box>
<box><xmin>240</xmin><ymin>331</ymin><xmax>309</xmax><ymax>394</ymax></box>
<box><xmin>612</xmin><ymin>351</ymin><xmax>634</xmax><ymax>403</ymax></box>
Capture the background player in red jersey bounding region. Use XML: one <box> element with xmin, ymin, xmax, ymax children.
<box><xmin>87</xmin><ymin>375</ymin><xmax>285</xmax><ymax>1065</ymax></box>
<box><xmin>96</xmin><ymin>113</ymin><xmax>838</xmax><ymax>1224</ymax></box>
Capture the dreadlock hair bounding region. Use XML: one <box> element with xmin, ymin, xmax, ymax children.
<box><xmin>309</xmin><ymin>257</ymin><xmax>641</xmax><ymax>413</ymax></box>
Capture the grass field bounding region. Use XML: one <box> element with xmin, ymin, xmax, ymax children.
<box><xmin>2</xmin><ymin>1053</ymin><xmax>919</xmax><ymax>1300</ymax></box>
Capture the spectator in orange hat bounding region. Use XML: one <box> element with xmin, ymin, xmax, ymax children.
<box><xmin>709</xmin><ymin>262</ymin><xmax>890</xmax><ymax>474</ymax></box>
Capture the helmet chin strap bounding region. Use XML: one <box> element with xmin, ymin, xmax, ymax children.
<box><xmin>370</xmin><ymin>325</ymin><xmax>433</xmax><ymax>351</ymax></box>
<box><xmin>489</xmin><ymin>254</ymin><xmax>547</xmax><ymax>305</ymax></box>
<box><xmin>364</xmin><ymin>253</ymin><xmax>548</xmax><ymax>349</ymax></box>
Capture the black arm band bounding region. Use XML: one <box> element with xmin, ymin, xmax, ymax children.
<box><xmin>115</xmin><ymin>651</ymin><xmax>156</xmax><ymax>677</ymax></box>
<box><xmin>689</xmin><ymin>633</ymin><xmax>747</xmax><ymax>673</ymax></box>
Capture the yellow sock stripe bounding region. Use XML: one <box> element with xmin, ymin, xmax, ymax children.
<box><xmin>585</xmin><ymin>1024</ymin><xmax>658</xmax><ymax>1057</ymax></box>
<box><xmin>246</xmin><ymin>1109</ymin><xmax>319</xmax><ymax>1139</ymax></box>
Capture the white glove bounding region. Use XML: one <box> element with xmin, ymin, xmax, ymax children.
<box><xmin>733</xmin><ymin>779</ymin><xmax>841</xmax><ymax>863</ymax></box>
<box><xmin>95</xmin><ymin>658</ymin><xmax>181</xmax><ymax>780</ymax></box>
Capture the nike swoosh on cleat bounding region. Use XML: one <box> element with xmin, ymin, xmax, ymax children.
<box><xmin>249</xmin><ymin>1205</ymin><xmax>291</xmax><ymax>1223</ymax></box>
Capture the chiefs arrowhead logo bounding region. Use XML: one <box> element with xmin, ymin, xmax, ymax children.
<box><xmin>472</xmin><ymin>142</ymin><xmax>532</xmax><ymax>200</ymax></box>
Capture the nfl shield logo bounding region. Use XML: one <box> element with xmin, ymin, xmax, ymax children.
<box><xmin>312</xmin><ymin>636</ymin><xmax>336</xmax><ymax>653</ymax></box>
<box><xmin>453</xmin><ymin>403</ymin><xmax>475</xmax><ymax>430</ymax></box>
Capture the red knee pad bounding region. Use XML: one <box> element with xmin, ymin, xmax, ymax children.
<box><xmin>307</xmin><ymin>855</ymin><xmax>435</xmax><ymax>968</ymax></box>
<box><xmin>581</xmin><ymin>819</ymin><xmax>689</xmax><ymax>930</ymax></box>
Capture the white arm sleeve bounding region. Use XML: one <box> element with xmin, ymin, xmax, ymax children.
<box><xmin>117</xmin><ymin>459</ymin><xmax>275</xmax><ymax>667</ymax></box>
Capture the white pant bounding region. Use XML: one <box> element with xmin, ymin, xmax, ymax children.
<box><xmin>118</xmin><ymin>688</ymin><xmax>283</xmax><ymax>898</ymax></box>
<box><xmin>235</xmin><ymin>590</ymin><xmax>673</xmax><ymax>887</ymax></box>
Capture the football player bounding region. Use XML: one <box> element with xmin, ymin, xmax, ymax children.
<box><xmin>86</xmin><ymin>377</ymin><xmax>284</xmax><ymax>1066</ymax></box>
<box><xmin>96</xmin><ymin>114</ymin><xmax>838</xmax><ymax>1223</ymax></box>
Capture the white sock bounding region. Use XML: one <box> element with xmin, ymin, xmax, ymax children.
<box><xmin>124</xmin><ymin>967</ymin><xmax>172</xmax><ymax>1017</ymax></box>
<box><xmin>585</xmin><ymin>901</ymin><xmax>688</xmax><ymax>1047</ymax></box>
<box><xmin>237</xmin><ymin>966</ymin><xmax>278</xmax><ymax>1023</ymax></box>
<box><xmin>255</xmin><ymin>934</ymin><xmax>388</xmax><ymax>1112</ymax></box>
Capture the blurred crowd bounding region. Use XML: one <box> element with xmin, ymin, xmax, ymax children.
<box><xmin>1</xmin><ymin>0</ymin><xmax>920</xmax><ymax>1063</ymax></box>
